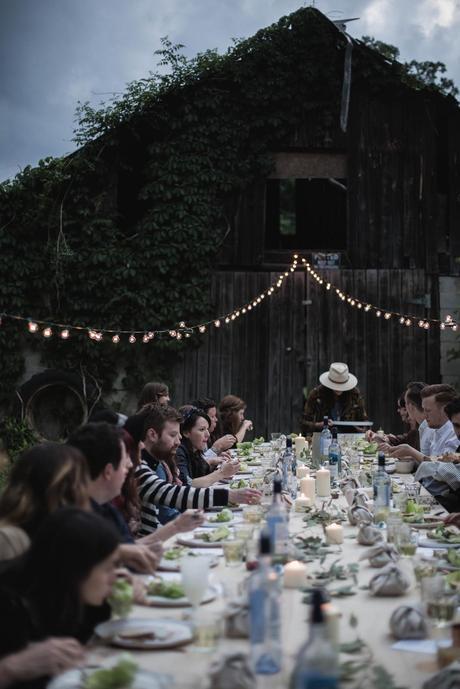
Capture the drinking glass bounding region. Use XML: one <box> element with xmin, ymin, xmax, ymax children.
<box><xmin>180</xmin><ymin>555</ymin><xmax>212</xmax><ymax>623</ymax></box>
<box><xmin>222</xmin><ymin>538</ymin><xmax>245</xmax><ymax>567</ymax></box>
<box><xmin>393</xmin><ymin>492</ymin><xmax>408</xmax><ymax>513</ymax></box>
<box><xmin>193</xmin><ymin>609</ymin><xmax>223</xmax><ymax>652</ymax></box>
<box><xmin>394</xmin><ymin>524</ymin><xmax>418</xmax><ymax>557</ymax></box>
<box><xmin>242</xmin><ymin>504</ymin><xmax>264</xmax><ymax>524</ymax></box>
<box><xmin>421</xmin><ymin>575</ymin><xmax>458</xmax><ymax>628</ymax></box>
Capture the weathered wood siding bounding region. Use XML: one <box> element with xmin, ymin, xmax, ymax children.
<box><xmin>172</xmin><ymin>269</ymin><xmax>440</xmax><ymax>436</ymax></box>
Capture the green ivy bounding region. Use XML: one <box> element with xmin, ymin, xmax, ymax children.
<box><xmin>0</xmin><ymin>8</ymin><xmax>446</xmax><ymax>406</ymax></box>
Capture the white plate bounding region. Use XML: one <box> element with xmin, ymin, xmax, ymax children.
<box><xmin>95</xmin><ymin>617</ymin><xmax>193</xmax><ymax>649</ymax></box>
<box><xmin>202</xmin><ymin>516</ymin><xmax>236</xmax><ymax>527</ymax></box>
<box><xmin>48</xmin><ymin>668</ymin><xmax>171</xmax><ymax>689</ymax></box>
<box><xmin>158</xmin><ymin>554</ymin><xmax>219</xmax><ymax>571</ymax></box>
<box><xmin>145</xmin><ymin>584</ymin><xmax>217</xmax><ymax>607</ymax></box>
<box><xmin>419</xmin><ymin>538</ymin><xmax>460</xmax><ymax>549</ymax></box>
<box><xmin>177</xmin><ymin>532</ymin><xmax>232</xmax><ymax>548</ymax></box>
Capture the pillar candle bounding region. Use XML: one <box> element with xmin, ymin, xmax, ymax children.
<box><xmin>316</xmin><ymin>467</ymin><xmax>331</xmax><ymax>497</ymax></box>
<box><xmin>294</xmin><ymin>495</ymin><xmax>312</xmax><ymax>512</ymax></box>
<box><xmin>294</xmin><ymin>435</ymin><xmax>307</xmax><ymax>457</ymax></box>
<box><xmin>322</xmin><ymin>603</ymin><xmax>341</xmax><ymax>648</ymax></box>
<box><xmin>284</xmin><ymin>560</ymin><xmax>307</xmax><ymax>588</ymax></box>
<box><xmin>296</xmin><ymin>464</ymin><xmax>310</xmax><ymax>479</ymax></box>
<box><xmin>325</xmin><ymin>522</ymin><xmax>344</xmax><ymax>545</ymax></box>
<box><xmin>300</xmin><ymin>476</ymin><xmax>315</xmax><ymax>501</ymax></box>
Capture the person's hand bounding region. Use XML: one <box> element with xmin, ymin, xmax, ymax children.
<box><xmin>218</xmin><ymin>451</ymin><xmax>233</xmax><ymax>462</ymax></box>
<box><xmin>444</xmin><ymin>513</ymin><xmax>460</xmax><ymax>527</ymax></box>
<box><xmin>1</xmin><ymin>638</ymin><xmax>85</xmax><ymax>682</ymax></box>
<box><xmin>212</xmin><ymin>435</ymin><xmax>237</xmax><ymax>453</ymax></box>
<box><xmin>365</xmin><ymin>430</ymin><xmax>375</xmax><ymax>441</ymax></box>
<box><xmin>228</xmin><ymin>488</ymin><xmax>262</xmax><ymax>505</ymax></box>
<box><xmin>242</xmin><ymin>420</ymin><xmax>253</xmax><ymax>432</ymax></box>
<box><xmin>386</xmin><ymin>444</ymin><xmax>416</xmax><ymax>460</ymax></box>
<box><xmin>218</xmin><ymin>460</ymin><xmax>238</xmax><ymax>479</ymax></box>
<box><xmin>173</xmin><ymin>509</ymin><xmax>205</xmax><ymax>533</ymax></box>
<box><xmin>118</xmin><ymin>544</ymin><xmax>160</xmax><ymax>574</ymax></box>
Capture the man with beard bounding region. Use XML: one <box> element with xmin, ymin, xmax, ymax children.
<box><xmin>126</xmin><ymin>404</ymin><xmax>262</xmax><ymax>534</ymax></box>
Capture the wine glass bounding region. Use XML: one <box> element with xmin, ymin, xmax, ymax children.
<box><xmin>180</xmin><ymin>555</ymin><xmax>212</xmax><ymax>625</ymax></box>
<box><xmin>421</xmin><ymin>575</ymin><xmax>458</xmax><ymax>629</ymax></box>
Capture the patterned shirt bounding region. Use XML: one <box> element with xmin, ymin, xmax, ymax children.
<box><xmin>135</xmin><ymin>459</ymin><xmax>229</xmax><ymax>534</ymax></box>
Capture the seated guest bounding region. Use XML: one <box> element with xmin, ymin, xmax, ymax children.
<box><xmin>67</xmin><ymin>423</ymin><xmax>161</xmax><ymax>573</ymax></box>
<box><xmin>386</xmin><ymin>384</ymin><xmax>458</xmax><ymax>462</ymax></box>
<box><xmin>405</xmin><ymin>381</ymin><xmax>430</xmax><ymax>452</ymax></box>
<box><xmin>176</xmin><ymin>407</ymin><xmax>237</xmax><ymax>487</ymax></box>
<box><xmin>132</xmin><ymin>404</ymin><xmax>262</xmax><ymax>534</ymax></box>
<box><xmin>137</xmin><ymin>381</ymin><xmax>170</xmax><ymax>410</ymax></box>
<box><xmin>190</xmin><ymin>397</ymin><xmax>236</xmax><ymax>457</ymax></box>
<box><xmin>445</xmin><ymin>397</ymin><xmax>460</xmax><ymax>453</ymax></box>
<box><xmin>218</xmin><ymin>394</ymin><xmax>254</xmax><ymax>445</ymax></box>
<box><xmin>368</xmin><ymin>391</ymin><xmax>420</xmax><ymax>449</ymax></box>
<box><xmin>0</xmin><ymin>508</ymin><xmax>118</xmax><ymax>686</ymax></box>
<box><xmin>0</xmin><ymin>638</ymin><xmax>84</xmax><ymax>689</ymax></box>
<box><xmin>0</xmin><ymin>443</ymin><xmax>90</xmax><ymax>545</ymax></box>
<box><xmin>69</xmin><ymin>422</ymin><xmax>205</xmax><ymax>554</ymax></box>
<box><xmin>301</xmin><ymin>363</ymin><xmax>367</xmax><ymax>434</ymax></box>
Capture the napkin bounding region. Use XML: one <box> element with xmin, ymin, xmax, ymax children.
<box><xmin>208</xmin><ymin>653</ymin><xmax>256</xmax><ymax>689</ymax></box>
<box><xmin>423</xmin><ymin>661</ymin><xmax>460</xmax><ymax>688</ymax></box>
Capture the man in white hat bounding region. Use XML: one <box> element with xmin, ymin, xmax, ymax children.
<box><xmin>301</xmin><ymin>362</ymin><xmax>367</xmax><ymax>434</ymax></box>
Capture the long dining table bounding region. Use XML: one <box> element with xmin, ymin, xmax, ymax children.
<box><xmin>86</xmin><ymin>467</ymin><xmax>448</xmax><ymax>689</ymax></box>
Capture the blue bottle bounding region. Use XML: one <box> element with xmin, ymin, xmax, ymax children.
<box><xmin>249</xmin><ymin>530</ymin><xmax>282</xmax><ymax>675</ymax></box>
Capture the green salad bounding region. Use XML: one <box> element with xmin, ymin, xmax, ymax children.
<box><xmin>163</xmin><ymin>546</ymin><xmax>187</xmax><ymax>561</ymax></box>
<box><xmin>147</xmin><ymin>580</ymin><xmax>185</xmax><ymax>599</ymax></box>
<box><xmin>253</xmin><ymin>437</ymin><xmax>265</xmax><ymax>445</ymax></box>
<box><xmin>231</xmin><ymin>479</ymin><xmax>249</xmax><ymax>489</ymax></box>
<box><xmin>429</xmin><ymin>525</ymin><xmax>460</xmax><ymax>544</ymax></box>
<box><xmin>447</xmin><ymin>549</ymin><xmax>460</xmax><ymax>567</ymax></box>
<box><xmin>209</xmin><ymin>508</ymin><xmax>232</xmax><ymax>523</ymax></box>
<box><xmin>108</xmin><ymin>580</ymin><xmax>133</xmax><ymax>618</ymax></box>
<box><xmin>197</xmin><ymin>526</ymin><xmax>231</xmax><ymax>542</ymax></box>
<box><xmin>84</xmin><ymin>655</ymin><xmax>137</xmax><ymax>689</ymax></box>
<box><xmin>238</xmin><ymin>462</ymin><xmax>249</xmax><ymax>473</ymax></box>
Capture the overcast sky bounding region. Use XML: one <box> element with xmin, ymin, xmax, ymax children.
<box><xmin>1</xmin><ymin>0</ymin><xmax>459</xmax><ymax>182</ymax></box>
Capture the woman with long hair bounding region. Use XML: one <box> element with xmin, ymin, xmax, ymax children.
<box><xmin>0</xmin><ymin>508</ymin><xmax>120</xmax><ymax>685</ymax></box>
<box><xmin>0</xmin><ymin>443</ymin><xmax>90</xmax><ymax>540</ymax></box>
<box><xmin>176</xmin><ymin>407</ymin><xmax>237</xmax><ymax>487</ymax></box>
<box><xmin>137</xmin><ymin>382</ymin><xmax>170</xmax><ymax>410</ymax></box>
<box><xmin>217</xmin><ymin>395</ymin><xmax>253</xmax><ymax>445</ymax></box>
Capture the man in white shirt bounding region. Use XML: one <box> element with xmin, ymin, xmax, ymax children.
<box><xmin>386</xmin><ymin>384</ymin><xmax>458</xmax><ymax>463</ymax></box>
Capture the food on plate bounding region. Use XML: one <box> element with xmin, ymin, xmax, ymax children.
<box><xmin>163</xmin><ymin>546</ymin><xmax>187</xmax><ymax>561</ymax></box>
<box><xmin>446</xmin><ymin>571</ymin><xmax>460</xmax><ymax>589</ymax></box>
<box><xmin>238</xmin><ymin>462</ymin><xmax>249</xmax><ymax>473</ymax></box>
<box><xmin>147</xmin><ymin>580</ymin><xmax>185</xmax><ymax>599</ymax></box>
<box><xmin>108</xmin><ymin>580</ymin><xmax>134</xmax><ymax>618</ymax></box>
<box><xmin>208</xmin><ymin>508</ymin><xmax>232</xmax><ymax>523</ymax></box>
<box><xmin>230</xmin><ymin>479</ymin><xmax>249</xmax><ymax>489</ymax></box>
<box><xmin>253</xmin><ymin>436</ymin><xmax>265</xmax><ymax>445</ymax></box>
<box><xmin>84</xmin><ymin>654</ymin><xmax>137</xmax><ymax>689</ymax></box>
<box><xmin>428</xmin><ymin>525</ymin><xmax>460</xmax><ymax>544</ymax></box>
<box><xmin>196</xmin><ymin>526</ymin><xmax>231</xmax><ymax>543</ymax></box>
<box><xmin>447</xmin><ymin>549</ymin><xmax>460</xmax><ymax>567</ymax></box>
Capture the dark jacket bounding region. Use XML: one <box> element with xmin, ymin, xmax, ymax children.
<box><xmin>301</xmin><ymin>385</ymin><xmax>368</xmax><ymax>434</ymax></box>
<box><xmin>176</xmin><ymin>442</ymin><xmax>212</xmax><ymax>485</ymax></box>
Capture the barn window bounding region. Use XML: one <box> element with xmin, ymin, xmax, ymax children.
<box><xmin>265</xmin><ymin>152</ymin><xmax>347</xmax><ymax>251</ymax></box>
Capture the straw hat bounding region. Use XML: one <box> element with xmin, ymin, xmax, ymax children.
<box><xmin>319</xmin><ymin>362</ymin><xmax>358</xmax><ymax>392</ymax></box>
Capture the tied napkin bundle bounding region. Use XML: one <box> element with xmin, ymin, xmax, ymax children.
<box><xmin>348</xmin><ymin>503</ymin><xmax>373</xmax><ymax>526</ymax></box>
<box><xmin>423</xmin><ymin>661</ymin><xmax>460</xmax><ymax>689</ymax></box>
<box><xmin>360</xmin><ymin>542</ymin><xmax>400</xmax><ymax>568</ymax></box>
<box><xmin>340</xmin><ymin>477</ymin><xmax>361</xmax><ymax>506</ymax></box>
<box><xmin>356</xmin><ymin>524</ymin><xmax>384</xmax><ymax>546</ymax></box>
<box><xmin>390</xmin><ymin>605</ymin><xmax>428</xmax><ymax>640</ymax></box>
<box><xmin>209</xmin><ymin>653</ymin><xmax>256</xmax><ymax>689</ymax></box>
<box><xmin>225</xmin><ymin>596</ymin><xmax>249</xmax><ymax>638</ymax></box>
<box><xmin>369</xmin><ymin>565</ymin><xmax>410</xmax><ymax>596</ymax></box>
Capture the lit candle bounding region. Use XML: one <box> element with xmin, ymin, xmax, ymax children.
<box><xmin>316</xmin><ymin>467</ymin><xmax>331</xmax><ymax>497</ymax></box>
<box><xmin>284</xmin><ymin>560</ymin><xmax>307</xmax><ymax>588</ymax></box>
<box><xmin>294</xmin><ymin>495</ymin><xmax>312</xmax><ymax>512</ymax></box>
<box><xmin>322</xmin><ymin>603</ymin><xmax>341</xmax><ymax>648</ymax></box>
<box><xmin>300</xmin><ymin>476</ymin><xmax>316</xmax><ymax>501</ymax></box>
<box><xmin>296</xmin><ymin>464</ymin><xmax>310</xmax><ymax>479</ymax></box>
<box><xmin>325</xmin><ymin>522</ymin><xmax>344</xmax><ymax>545</ymax></box>
<box><xmin>294</xmin><ymin>435</ymin><xmax>307</xmax><ymax>457</ymax></box>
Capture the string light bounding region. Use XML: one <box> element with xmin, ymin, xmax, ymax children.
<box><xmin>1</xmin><ymin>255</ymin><xmax>457</xmax><ymax>342</ymax></box>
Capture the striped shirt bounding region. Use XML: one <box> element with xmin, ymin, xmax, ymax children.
<box><xmin>135</xmin><ymin>460</ymin><xmax>229</xmax><ymax>534</ymax></box>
